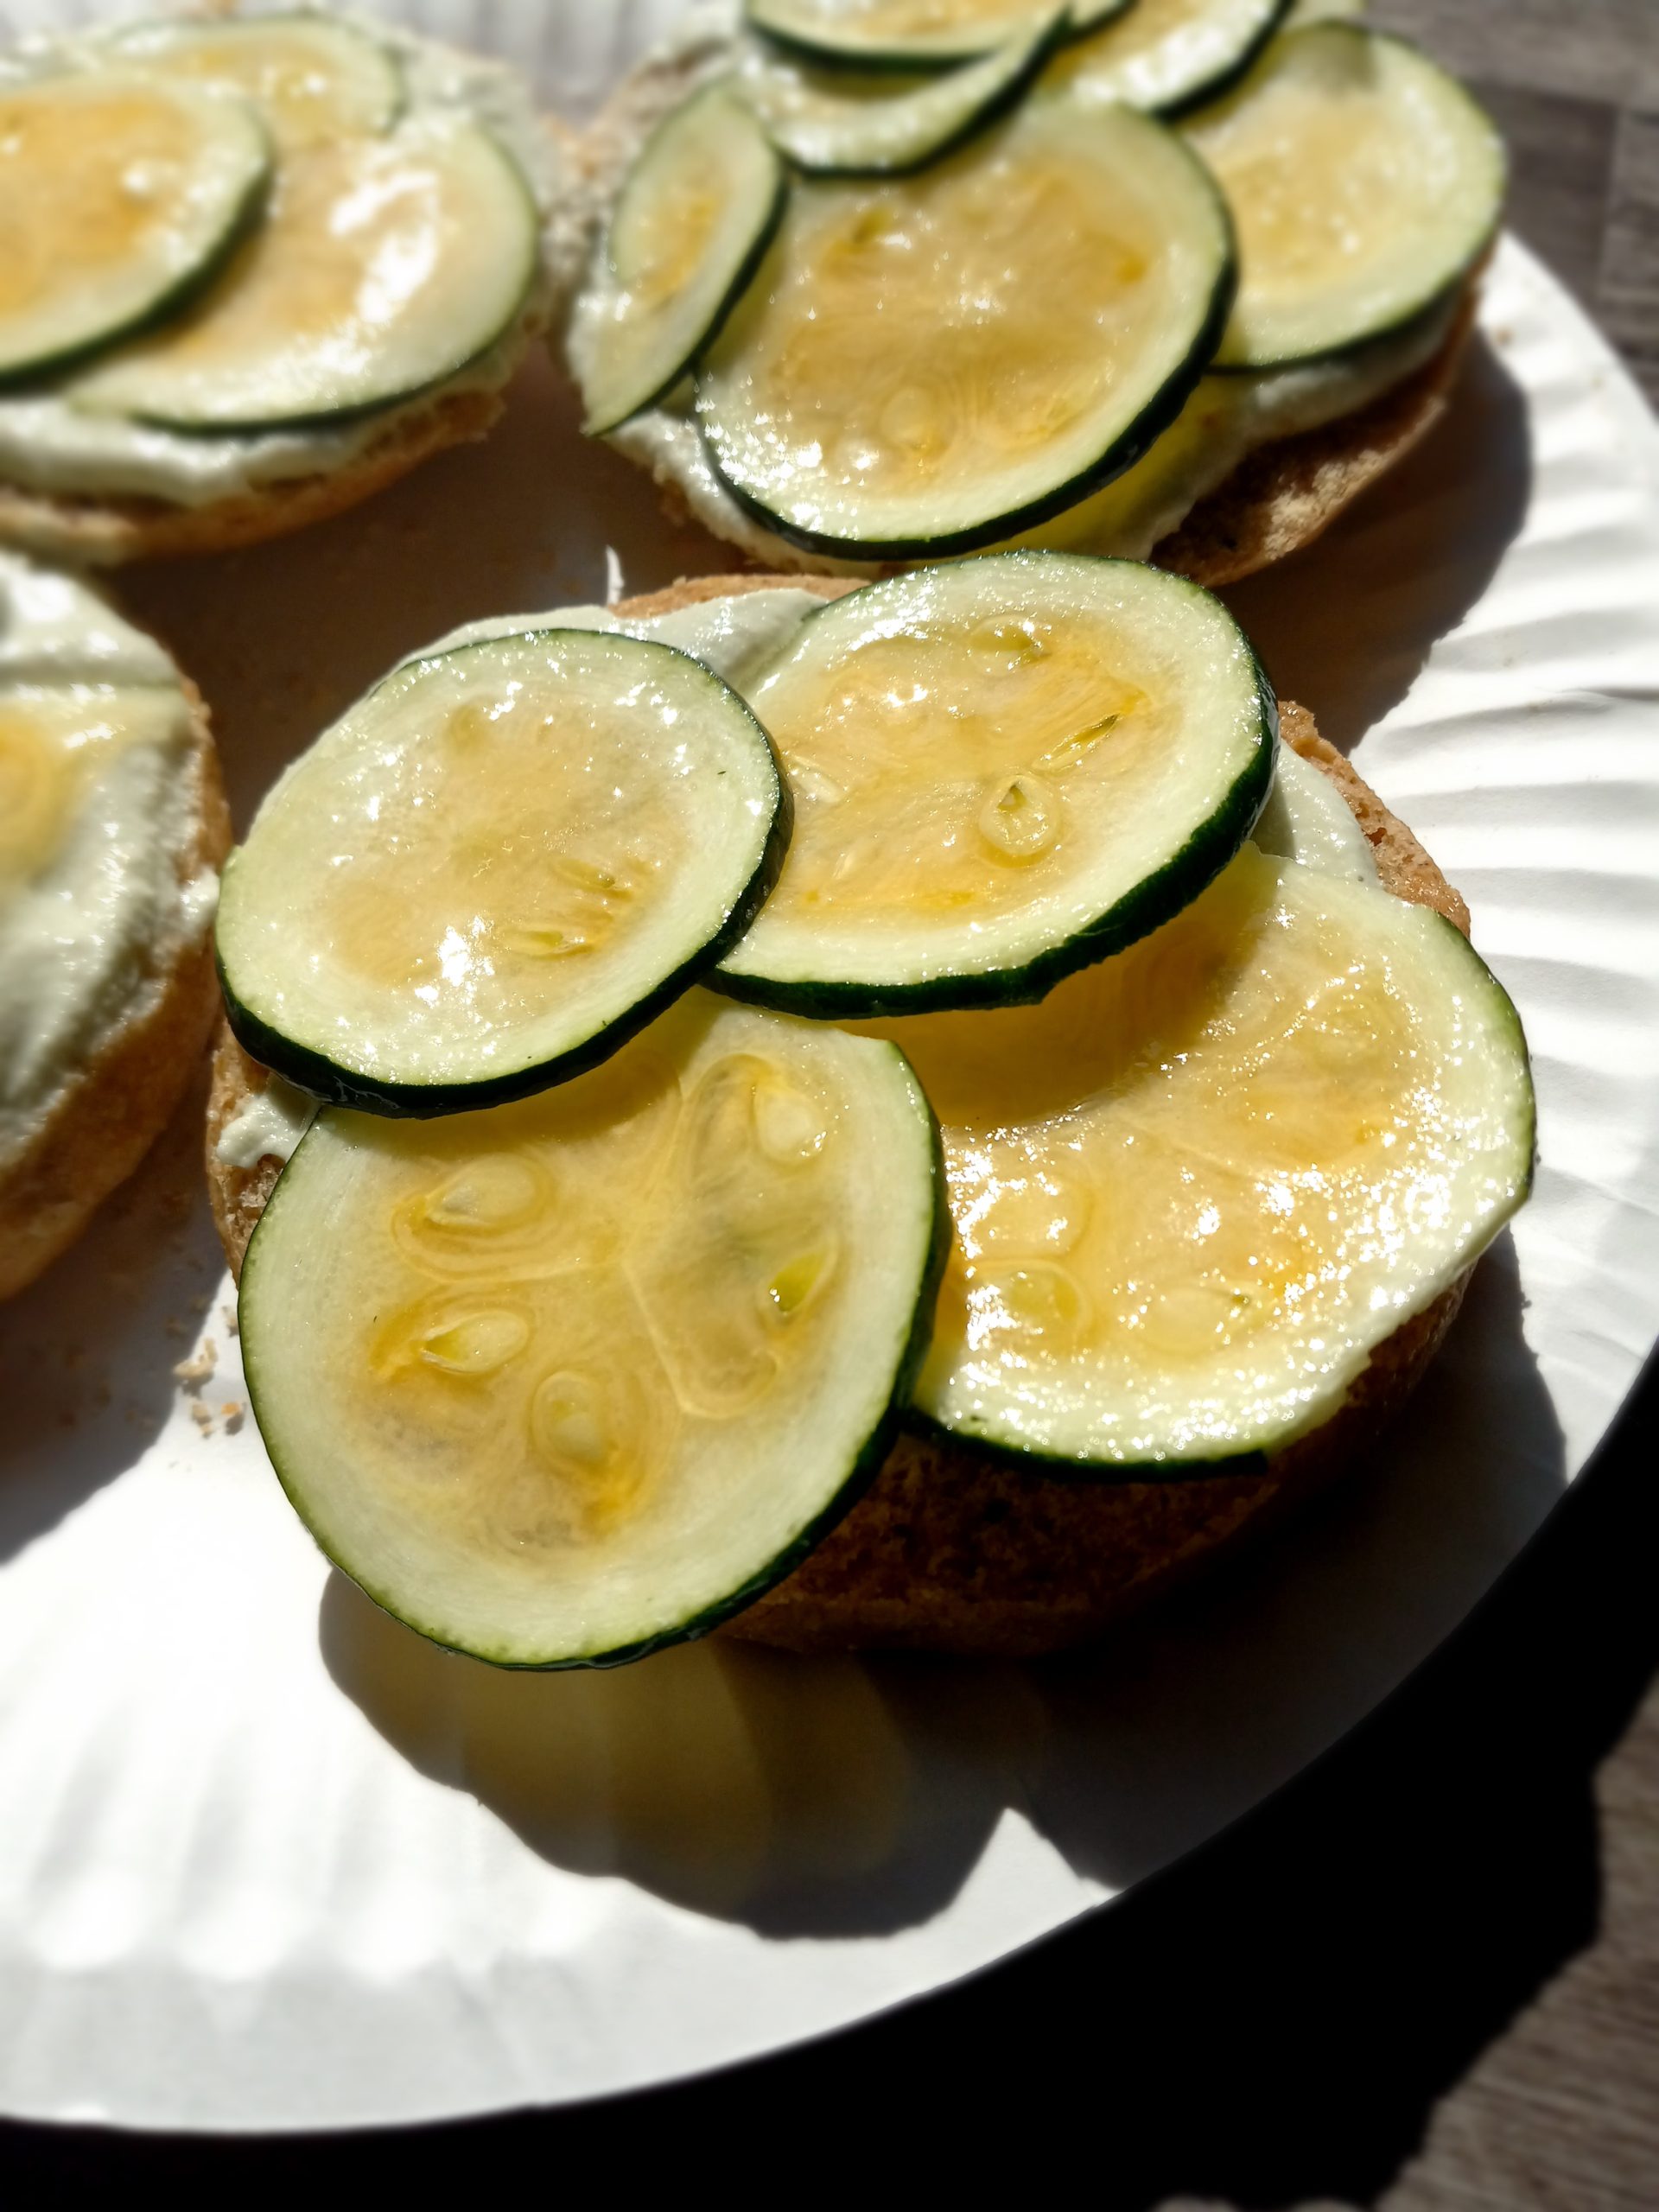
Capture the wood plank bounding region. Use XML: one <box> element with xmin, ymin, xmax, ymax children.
<box><xmin>1599</xmin><ymin>108</ymin><xmax>1659</xmax><ymax>400</ymax></box>
<box><xmin>1468</xmin><ymin>79</ymin><xmax>1619</xmax><ymax>318</ymax></box>
<box><xmin>1371</xmin><ymin>0</ymin><xmax>1659</xmax><ymax>115</ymax></box>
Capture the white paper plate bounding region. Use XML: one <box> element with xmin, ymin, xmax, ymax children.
<box><xmin>3</xmin><ymin>1</ymin><xmax>1659</xmax><ymax>2135</ymax></box>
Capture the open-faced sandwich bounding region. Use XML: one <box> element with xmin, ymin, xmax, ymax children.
<box><xmin>0</xmin><ymin>7</ymin><xmax>563</xmax><ymax>563</ymax></box>
<box><xmin>203</xmin><ymin>552</ymin><xmax>1534</xmax><ymax>1659</ymax></box>
<box><xmin>0</xmin><ymin>550</ymin><xmax>226</xmax><ymax>1299</ymax></box>
<box><xmin>553</xmin><ymin>0</ymin><xmax>1503</xmax><ymax>583</ymax></box>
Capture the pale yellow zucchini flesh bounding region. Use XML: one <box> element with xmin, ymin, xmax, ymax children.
<box><xmin>696</xmin><ymin>93</ymin><xmax>1232</xmax><ymax>556</ymax></box>
<box><xmin>1042</xmin><ymin>0</ymin><xmax>1288</xmax><ymax>117</ymax></box>
<box><xmin>857</xmin><ymin>843</ymin><xmax>1534</xmax><ymax>1468</ymax></box>
<box><xmin>70</xmin><ymin>111</ymin><xmax>537</xmax><ymax>428</ymax></box>
<box><xmin>734</xmin><ymin>14</ymin><xmax>1061</xmax><ymax>175</ymax></box>
<box><xmin>0</xmin><ymin>71</ymin><xmax>269</xmax><ymax>381</ymax></box>
<box><xmin>717</xmin><ymin>553</ymin><xmax>1274</xmax><ymax>1010</ymax></box>
<box><xmin>569</xmin><ymin>84</ymin><xmax>784</xmax><ymax>435</ymax></box>
<box><xmin>1185</xmin><ymin>24</ymin><xmax>1504</xmax><ymax>369</ymax></box>
<box><xmin>108</xmin><ymin>14</ymin><xmax>404</xmax><ymax>154</ymax></box>
<box><xmin>747</xmin><ymin>0</ymin><xmax>1089</xmax><ymax>67</ymax></box>
<box><xmin>239</xmin><ymin>996</ymin><xmax>945</xmax><ymax>1666</ymax></box>
<box><xmin>215</xmin><ymin>628</ymin><xmax>788</xmax><ymax>1109</ymax></box>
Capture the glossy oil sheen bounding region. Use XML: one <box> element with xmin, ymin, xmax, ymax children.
<box><xmin>857</xmin><ymin>844</ymin><xmax>1532</xmax><ymax>1463</ymax></box>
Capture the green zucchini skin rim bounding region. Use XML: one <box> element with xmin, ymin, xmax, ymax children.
<box><xmin>0</xmin><ymin>115</ymin><xmax>275</xmax><ymax>392</ymax></box>
<box><xmin>744</xmin><ymin>0</ymin><xmax>1134</xmax><ymax>73</ymax></box>
<box><xmin>582</xmin><ymin>89</ymin><xmax>791</xmax><ymax>437</ymax></box>
<box><xmin>216</xmin><ymin>632</ymin><xmax>795</xmax><ymax>1118</ymax></box>
<box><xmin>694</xmin><ymin>156</ymin><xmax>1237</xmax><ymax>562</ymax></box>
<box><xmin>753</xmin><ymin>11</ymin><xmax>1071</xmax><ymax>181</ymax></box>
<box><xmin>711</xmin><ymin>554</ymin><xmax>1277</xmax><ymax>1018</ymax></box>
<box><xmin>116</xmin><ymin>123</ymin><xmax>544</xmax><ymax>435</ymax></box>
<box><xmin>239</xmin><ymin>1048</ymin><xmax>953</xmax><ymax>1670</ymax></box>
<box><xmin>905</xmin><ymin>916</ymin><xmax>1538</xmax><ymax>1481</ymax></box>
<box><xmin>1192</xmin><ymin>23</ymin><xmax>1507</xmax><ymax>373</ymax></box>
<box><xmin>1140</xmin><ymin>0</ymin><xmax>1296</xmax><ymax>121</ymax></box>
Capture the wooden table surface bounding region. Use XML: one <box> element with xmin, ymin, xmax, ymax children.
<box><xmin>3</xmin><ymin>3</ymin><xmax>1656</xmax><ymax>2201</ymax></box>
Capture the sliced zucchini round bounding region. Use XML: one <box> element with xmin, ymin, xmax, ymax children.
<box><xmin>735</xmin><ymin>13</ymin><xmax>1064</xmax><ymax>176</ymax></box>
<box><xmin>107</xmin><ymin>13</ymin><xmax>404</xmax><ymax>154</ymax></box>
<box><xmin>239</xmin><ymin>995</ymin><xmax>949</xmax><ymax>1668</ymax></box>
<box><xmin>0</xmin><ymin>70</ymin><xmax>269</xmax><ymax>385</ymax></box>
<box><xmin>715</xmin><ymin>554</ymin><xmax>1274</xmax><ymax>1016</ymax></box>
<box><xmin>569</xmin><ymin>84</ymin><xmax>785</xmax><ymax>438</ymax></box>
<box><xmin>861</xmin><ymin>845</ymin><xmax>1534</xmax><ymax>1471</ymax></box>
<box><xmin>747</xmin><ymin>0</ymin><xmax>1126</xmax><ymax>69</ymax></box>
<box><xmin>1043</xmin><ymin>0</ymin><xmax>1292</xmax><ymax>118</ymax></box>
<box><xmin>216</xmin><ymin>629</ymin><xmax>790</xmax><ymax>1116</ymax></box>
<box><xmin>695</xmin><ymin>93</ymin><xmax>1235</xmax><ymax>559</ymax></box>
<box><xmin>1184</xmin><ymin>24</ymin><xmax>1505</xmax><ymax>371</ymax></box>
<box><xmin>69</xmin><ymin>112</ymin><xmax>538</xmax><ymax>429</ymax></box>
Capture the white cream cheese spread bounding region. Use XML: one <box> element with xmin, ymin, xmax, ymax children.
<box><xmin>0</xmin><ymin>11</ymin><xmax>562</xmax><ymax>508</ymax></box>
<box><xmin>564</xmin><ymin>3</ymin><xmax>1465</xmax><ymax>572</ymax></box>
<box><xmin>215</xmin><ymin>1072</ymin><xmax>317</xmax><ymax>1170</ymax></box>
<box><xmin>0</xmin><ymin>550</ymin><xmax>214</xmax><ymax>1168</ymax></box>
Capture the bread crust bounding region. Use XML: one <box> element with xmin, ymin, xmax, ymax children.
<box><xmin>0</xmin><ymin>679</ymin><xmax>230</xmax><ymax>1299</ymax></box>
<box><xmin>565</xmin><ymin>50</ymin><xmax>1478</xmax><ymax>588</ymax></box>
<box><xmin>202</xmin><ymin>573</ymin><xmax>1478</xmax><ymax>1654</ymax></box>
<box><xmin>0</xmin><ymin>376</ymin><xmax>515</xmax><ymax>569</ymax></box>
<box><xmin>1152</xmin><ymin>296</ymin><xmax>1477</xmax><ymax>588</ymax></box>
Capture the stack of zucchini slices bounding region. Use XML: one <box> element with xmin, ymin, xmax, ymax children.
<box><xmin>0</xmin><ymin>16</ymin><xmax>540</xmax><ymax>465</ymax></box>
<box><xmin>567</xmin><ymin>0</ymin><xmax>1503</xmax><ymax>562</ymax></box>
<box><xmin>225</xmin><ymin>552</ymin><xmax>1535</xmax><ymax>1669</ymax></box>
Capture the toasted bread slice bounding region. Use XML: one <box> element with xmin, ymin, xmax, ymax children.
<box><xmin>562</xmin><ymin>45</ymin><xmax>1477</xmax><ymax>590</ymax></box>
<box><xmin>203</xmin><ymin>570</ymin><xmax>1477</xmax><ymax>1656</ymax></box>
<box><xmin>1</xmin><ymin>677</ymin><xmax>229</xmax><ymax>1299</ymax></box>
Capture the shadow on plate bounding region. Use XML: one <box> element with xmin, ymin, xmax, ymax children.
<box><xmin>0</xmin><ymin>1069</ymin><xmax>227</xmax><ymax>1565</ymax></box>
<box><xmin>1222</xmin><ymin>334</ymin><xmax>1534</xmax><ymax>750</ymax></box>
<box><xmin>322</xmin><ymin>1232</ymin><xmax>1565</xmax><ymax>1938</ymax></box>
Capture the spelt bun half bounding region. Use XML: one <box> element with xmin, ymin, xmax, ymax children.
<box><xmin>204</xmin><ymin>572</ymin><xmax>1476</xmax><ymax>1656</ymax></box>
<box><xmin>2</xmin><ymin>681</ymin><xmax>229</xmax><ymax>1300</ymax></box>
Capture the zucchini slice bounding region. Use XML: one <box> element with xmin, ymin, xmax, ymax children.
<box><xmin>69</xmin><ymin>112</ymin><xmax>538</xmax><ymax>429</ymax></box>
<box><xmin>569</xmin><ymin>84</ymin><xmax>785</xmax><ymax>437</ymax></box>
<box><xmin>1043</xmin><ymin>0</ymin><xmax>1291</xmax><ymax>118</ymax></box>
<box><xmin>735</xmin><ymin>14</ymin><xmax>1064</xmax><ymax>175</ymax></box>
<box><xmin>107</xmin><ymin>13</ymin><xmax>404</xmax><ymax>154</ymax></box>
<box><xmin>862</xmin><ymin>845</ymin><xmax>1534</xmax><ymax>1471</ymax></box>
<box><xmin>1184</xmin><ymin>25</ymin><xmax>1505</xmax><ymax>370</ymax></box>
<box><xmin>695</xmin><ymin>93</ymin><xmax>1235</xmax><ymax>559</ymax></box>
<box><xmin>747</xmin><ymin>0</ymin><xmax>1128</xmax><ymax>69</ymax></box>
<box><xmin>715</xmin><ymin>554</ymin><xmax>1275</xmax><ymax>1016</ymax></box>
<box><xmin>239</xmin><ymin>995</ymin><xmax>948</xmax><ymax>1668</ymax></box>
<box><xmin>216</xmin><ymin>629</ymin><xmax>789</xmax><ymax>1115</ymax></box>
<box><xmin>0</xmin><ymin>71</ymin><xmax>269</xmax><ymax>385</ymax></box>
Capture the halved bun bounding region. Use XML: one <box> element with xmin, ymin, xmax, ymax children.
<box><xmin>0</xmin><ymin>385</ymin><xmax>512</xmax><ymax>569</ymax></box>
<box><xmin>203</xmin><ymin>571</ymin><xmax>1478</xmax><ymax>1656</ymax></box>
<box><xmin>1</xmin><ymin>681</ymin><xmax>229</xmax><ymax>1298</ymax></box>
